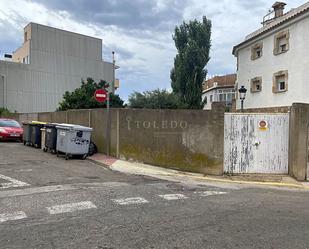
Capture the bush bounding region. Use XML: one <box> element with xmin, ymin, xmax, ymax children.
<box><xmin>58</xmin><ymin>78</ymin><xmax>125</xmax><ymax>111</ymax></box>
<box><xmin>0</xmin><ymin>108</ymin><xmax>11</xmax><ymax>117</ymax></box>
<box><xmin>128</xmin><ymin>89</ymin><xmax>186</xmax><ymax>109</ymax></box>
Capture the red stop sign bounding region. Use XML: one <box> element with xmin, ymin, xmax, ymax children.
<box><xmin>94</xmin><ymin>89</ymin><xmax>108</xmax><ymax>103</ymax></box>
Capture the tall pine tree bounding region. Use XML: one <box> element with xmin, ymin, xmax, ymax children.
<box><xmin>171</xmin><ymin>16</ymin><xmax>211</xmax><ymax>109</ymax></box>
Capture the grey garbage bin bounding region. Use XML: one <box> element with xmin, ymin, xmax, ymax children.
<box><xmin>56</xmin><ymin>124</ymin><xmax>93</xmax><ymax>160</ymax></box>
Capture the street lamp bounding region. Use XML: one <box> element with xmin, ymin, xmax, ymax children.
<box><xmin>238</xmin><ymin>85</ymin><xmax>247</xmax><ymax>112</ymax></box>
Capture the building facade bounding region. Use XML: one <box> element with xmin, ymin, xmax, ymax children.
<box><xmin>202</xmin><ymin>74</ymin><xmax>236</xmax><ymax>110</ymax></box>
<box><xmin>233</xmin><ymin>2</ymin><xmax>309</xmax><ymax>111</ymax></box>
<box><xmin>0</xmin><ymin>23</ymin><xmax>117</xmax><ymax>113</ymax></box>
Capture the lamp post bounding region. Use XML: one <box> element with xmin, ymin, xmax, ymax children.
<box><xmin>238</xmin><ymin>85</ymin><xmax>247</xmax><ymax>112</ymax></box>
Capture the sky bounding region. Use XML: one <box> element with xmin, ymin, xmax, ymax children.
<box><xmin>0</xmin><ymin>0</ymin><xmax>305</xmax><ymax>101</ymax></box>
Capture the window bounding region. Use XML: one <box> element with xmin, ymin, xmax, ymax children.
<box><xmin>24</xmin><ymin>32</ymin><xmax>28</xmax><ymax>42</ymax></box>
<box><xmin>214</xmin><ymin>89</ymin><xmax>235</xmax><ymax>104</ymax></box>
<box><xmin>210</xmin><ymin>95</ymin><xmax>213</xmax><ymax>103</ymax></box>
<box><xmin>219</xmin><ymin>94</ymin><xmax>226</xmax><ymax>102</ymax></box>
<box><xmin>274</xmin><ymin>30</ymin><xmax>289</xmax><ymax>55</ymax></box>
<box><xmin>250</xmin><ymin>77</ymin><xmax>262</xmax><ymax>93</ymax></box>
<box><xmin>273</xmin><ymin>71</ymin><xmax>288</xmax><ymax>93</ymax></box>
<box><xmin>251</xmin><ymin>43</ymin><xmax>263</xmax><ymax>60</ymax></box>
<box><xmin>22</xmin><ymin>57</ymin><xmax>26</xmax><ymax>64</ymax></box>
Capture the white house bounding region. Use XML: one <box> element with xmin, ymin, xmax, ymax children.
<box><xmin>0</xmin><ymin>23</ymin><xmax>118</xmax><ymax>113</ymax></box>
<box><xmin>202</xmin><ymin>74</ymin><xmax>236</xmax><ymax>110</ymax></box>
<box><xmin>233</xmin><ymin>1</ymin><xmax>309</xmax><ymax>111</ymax></box>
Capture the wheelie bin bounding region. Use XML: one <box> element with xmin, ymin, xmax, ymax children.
<box><xmin>41</xmin><ymin>127</ymin><xmax>47</xmax><ymax>151</ymax></box>
<box><xmin>22</xmin><ymin>121</ymin><xmax>32</xmax><ymax>146</ymax></box>
<box><xmin>30</xmin><ymin>121</ymin><xmax>46</xmax><ymax>148</ymax></box>
<box><xmin>44</xmin><ymin>123</ymin><xmax>58</xmax><ymax>153</ymax></box>
<box><xmin>56</xmin><ymin>124</ymin><xmax>93</xmax><ymax>160</ymax></box>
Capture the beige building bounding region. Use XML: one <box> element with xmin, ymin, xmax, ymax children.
<box><xmin>202</xmin><ymin>74</ymin><xmax>236</xmax><ymax>110</ymax></box>
<box><xmin>0</xmin><ymin>23</ymin><xmax>118</xmax><ymax>113</ymax></box>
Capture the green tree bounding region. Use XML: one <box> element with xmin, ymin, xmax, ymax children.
<box><xmin>0</xmin><ymin>108</ymin><xmax>12</xmax><ymax>117</ymax></box>
<box><xmin>58</xmin><ymin>78</ymin><xmax>124</xmax><ymax>111</ymax></box>
<box><xmin>171</xmin><ymin>16</ymin><xmax>211</xmax><ymax>109</ymax></box>
<box><xmin>128</xmin><ymin>89</ymin><xmax>184</xmax><ymax>109</ymax></box>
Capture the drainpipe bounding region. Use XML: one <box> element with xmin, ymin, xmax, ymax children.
<box><xmin>0</xmin><ymin>73</ymin><xmax>6</xmax><ymax>109</ymax></box>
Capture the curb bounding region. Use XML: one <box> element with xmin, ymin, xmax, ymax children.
<box><xmin>191</xmin><ymin>175</ymin><xmax>305</xmax><ymax>189</ymax></box>
<box><xmin>88</xmin><ymin>157</ymin><xmax>308</xmax><ymax>190</ymax></box>
<box><xmin>87</xmin><ymin>158</ymin><xmax>108</xmax><ymax>168</ymax></box>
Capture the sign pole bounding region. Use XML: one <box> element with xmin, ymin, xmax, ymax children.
<box><xmin>93</xmin><ymin>88</ymin><xmax>110</xmax><ymax>156</ymax></box>
<box><xmin>105</xmin><ymin>51</ymin><xmax>115</xmax><ymax>156</ymax></box>
<box><xmin>106</xmin><ymin>91</ymin><xmax>110</xmax><ymax>156</ymax></box>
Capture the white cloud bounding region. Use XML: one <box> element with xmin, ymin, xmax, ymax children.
<box><xmin>0</xmin><ymin>0</ymin><xmax>306</xmax><ymax>101</ymax></box>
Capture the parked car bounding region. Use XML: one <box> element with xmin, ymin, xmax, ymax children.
<box><xmin>0</xmin><ymin>118</ymin><xmax>23</xmax><ymax>141</ymax></box>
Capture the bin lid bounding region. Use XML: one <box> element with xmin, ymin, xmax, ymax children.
<box><xmin>30</xmin><ymin>121</ymin><xmax>47</xmax><ymax>125</ymax></box>
<box><xmin>44</xmin><ymin>123</ymin><xmax>59</xmax><ymax>128</ymax></box>
<box><xmin>56</xmin><ymin>123</ymin><xmax>93</xmax><ymax>132</ymax></box>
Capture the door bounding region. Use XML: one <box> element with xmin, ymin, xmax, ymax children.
<box><xmin>224</xmin><ymin>113</ymin><xmax>289</xmax><ymax>174</ymax></box>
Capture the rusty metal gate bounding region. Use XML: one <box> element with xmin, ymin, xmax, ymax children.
<box><xmin>224</xmin><ymin>113</ymin><xmax>289</xmax><ymax>174</ymax></box>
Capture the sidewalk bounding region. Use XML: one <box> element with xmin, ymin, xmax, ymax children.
<box><xmin>88</xmin><ymin>154</ymin><xmax>308</xmax><ymax>190</ymax></box>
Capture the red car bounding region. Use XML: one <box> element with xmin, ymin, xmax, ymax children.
<box><xmin>0</xmin><ymin>118</ymin><xmax>23</xmax><ymax>141</ymax></box>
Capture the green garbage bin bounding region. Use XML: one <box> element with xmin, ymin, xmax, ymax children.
<box><xmin>22</xmin><ymin>121</ymin><xmax>32</xmax><ymax>146</ymax></box>
<box><xmin>29</xmin><ymin>121</ymin><xmax>46</xmax><ymax>148</ymax></box>
<box><xmin>45</xmin><ymin>123</ymin><xmax>58</xmax><ymax>153</ymax></box>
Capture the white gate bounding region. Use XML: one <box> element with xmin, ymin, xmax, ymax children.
<box><xmin>224</xmin><ymin>113</ymin><xmax>289</xmax><ymax>174</ymax></box>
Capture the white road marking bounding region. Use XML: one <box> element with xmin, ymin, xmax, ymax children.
<box><xmin>0</xmin><ymin>174</ymin><xmax>30</xmax><ymax>190</ymax></box>
<box><xmin>0</xmin><ymin>182</ymin><xmax>130</xmax><ymax>199</ymax></box>
<box><xmin>194</xmin><ymin>191</ymin><xmax>227</xmax><ymax>197</ymax></box>
<box><xmin>0</xmin><ymin>185</ymin><xmax>76</xmax><ymax>199</ymax></box>
<box><xmin>47</xmin><ymin>201</ymin><xmax>97</xmax><ymax>215</ymax></box>
<box><xmin>0</xmin><ymin>169</ymin><xmax>33</xmax><ymax>173</ymax></box>
<box><xmin>0</xmin><ymin>211</ymin><xmax>27</xmax><ymax>223</ymax></box>
<box><xmin>158</xmin><ymin>194</ymin><xmax>188</xmax><ymax>200</ymax></box>
<box><xmin>113</xmin><ymin>197</ymin><xmax>149</xmax><ymax>205</ymax></box>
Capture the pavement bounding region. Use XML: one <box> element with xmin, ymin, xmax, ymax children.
<box><xmin>1</xmin><ymin>143</ymin><xmax>309</xmax><ymax>249</ymax></box>
<box><xmin>88</xmin><ymin>153</ymin><xmax>305</xmax><ymax>190</ymax></box>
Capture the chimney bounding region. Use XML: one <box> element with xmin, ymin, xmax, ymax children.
<box><xmin>272</xmin><ymin>2</ymin><xmax>286</xmax><ymax>18</ymax></box>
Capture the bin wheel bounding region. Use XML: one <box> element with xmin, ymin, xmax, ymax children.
<box><xmin>35</xmin><ymin>144</ymin><xmax>39</xmax><ymax>149</ymax></box>
<box><xmin>65</xmin><ymin>154</ymin><xmax>69</xmax><ymax>160</ymax></box>
<box><xmin>51</xmin><ymin>149</ymin><xmax>56</xmax><ymax>154</ymax></box>
<box><xmin>82</xmin><ymin>154</ymin><xmax>87</xmax><ymax>160</ymax></box>
<box><xmin>43</xmin><ymin>148</ymin><xmax>48</xmax><ymax>152</ymax></box>
<box><xmin>23</xmin><ymin>141</ymin><xmax>26</xmax><ymax>145</ymax></box>
<box><xmin>56</xmin><ymin>151</ymin><xmax>59</xmax><ymax>157</ymax></box>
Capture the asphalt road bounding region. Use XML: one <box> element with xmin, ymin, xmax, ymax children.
<box><xmin>1</xmin><ymin>142</ymin><xmax>309</xmax><ymax>249</ymax></box>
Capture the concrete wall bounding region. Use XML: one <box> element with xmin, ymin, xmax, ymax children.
<box><xmin>6</xmin><ymin>107</ymin><xmax>225</xmax><ymax>175</ymax></box>
<box><xmin>236</xmin><ymin>13</ymin><xmax>309</xmax><ymax>110</ymax></box>
<box><xmin>12</xmin><ymin>40</ymin><xmax>30</xmax><ymax>63</ymax></box>
<box><xmin>289</xmin><ymin>103</ymin><xmax>309</xmax><ymax>181</ymax></box>
<box><xmin>118</xmin><ymin>108</ymin><xmax>224</xmax><ymax>175</ymax></box>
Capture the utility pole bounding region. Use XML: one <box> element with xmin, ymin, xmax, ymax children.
<box><xmin>105</xmin><ymin>51</ymin><xmax>115</xmax><ymax>156</ymax></box>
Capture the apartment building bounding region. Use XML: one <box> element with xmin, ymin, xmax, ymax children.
<box><xmin>202</xmin><ymin>74</ymin><xmax>236</xmax><ymax>110</ymax></box>
<box><xmin>233</xmin><ymin>1</ymin><xmax>309</xmax><ymax>111</ymax></box>
<box><xmin>0</xmin><ymin>23</ymin><xmax>118</xmax><ymax>113</ymax></box>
